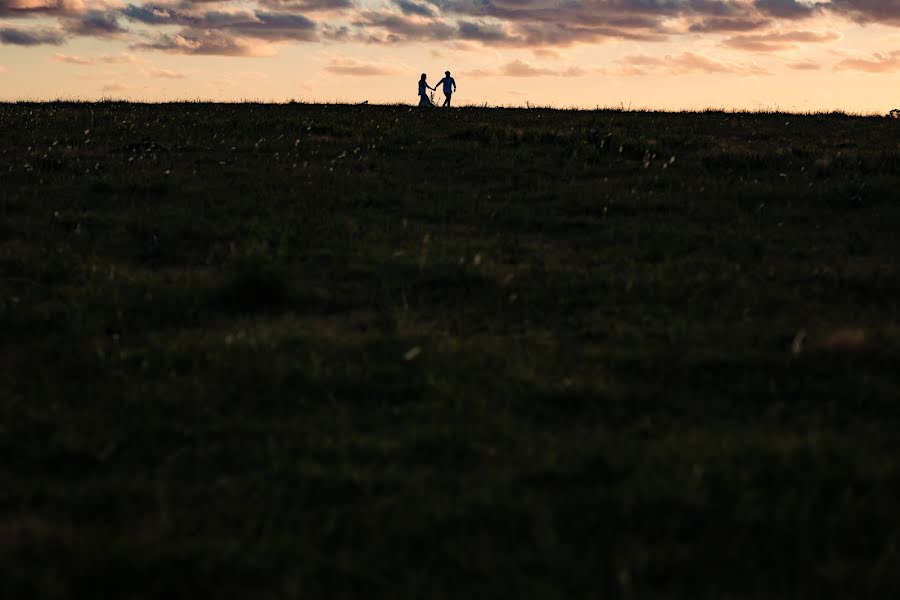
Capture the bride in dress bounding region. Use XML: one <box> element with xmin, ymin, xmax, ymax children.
<box><xmin>418</xmin><ymin>73</ymin><xmax>435</xmax><ymax>107</ymax></box>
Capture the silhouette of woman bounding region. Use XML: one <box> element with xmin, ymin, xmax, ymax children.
<box><xmin>418</xmin><ymin>73</ymin><xmax>435</xmax><ymax>107</ymax></box>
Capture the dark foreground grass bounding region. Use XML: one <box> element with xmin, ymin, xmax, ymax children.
<box><xmin>2</xmin><ymin>102</ymin><xmax>900</xmax><ymax>599</ymax></box>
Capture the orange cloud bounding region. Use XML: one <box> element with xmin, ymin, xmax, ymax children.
<box><xmin>835</xmin><ymin>51</ymin><xmax>900</xmax><ymax>73</ymax></box>
<box><xmin>788</xmin><ymin>60</ymin><xmax>821</xmax><ymax>70</ymax></box>
<box><xmin>466</xmin><ymin>60</ymin><xmax>586</xmax><ymax>77</ymax></box>
<box><xmin>618</xmin><ymin>52</ymin><xmax>768</xmax><ymax>75</ymax></box>
<box><xmin>52</xmin><ymin>52</ymin><xmax>145</xmax><ymax>64</ymax></box>
<box><xmin>323</xmin><ymin>56</ymin><xmax>403</xmax><ymax>75</ymax></box>
<box><xmin>133</xmin><ymin>32</ymin><xmax>278</xmax><ymax>56</ymax></box>
<box><xmin>531</xmin><ymin>48</ymin><xmax>560</xmax><ymax>60</ymax></box>
<box><xmin>724</xmin><ymin>30</ymin><xmax>841</xmax><ymax>52</ymax></box>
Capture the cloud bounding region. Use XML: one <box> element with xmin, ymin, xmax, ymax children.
<box><xmin>133</xmin><ymin>31</ymin><xmax>277</xmax><ymax>56</ymax></box>
<box><xmin>532</xmin><ymin>47</ymin><xmax>560</xmax><ymax>59</ymax></box>
<box><xmin>351</xmin><ymin>4</ymin><xmax>673</xmax><ymax>48</ymax></box>
<box><xmin>724</xmin><ymin>30</ymin><xmax>840</xmax><ymax>51</ymax></box>
<box><xmin>353</xmin><ymin>12</ymin><xmax>592</xmax><ymax>47</ymax></box>
<box><xmin>501</xmin><ymin>59</ymin><xmax>585</xmax><ymax>76</ymax></box>
<box><xmin>63</xmin><ymin>10</ymin><xmax>127</xmax><ymax>36</ymax></box>
<box><xmin>352</xmin><ymin>11</ymin><xmax>455</xmax><ymax>42</ymax></box>
<box><xmin>754</xmin><ymin>0</ymin><xmax>820</xmax><ymax>19</ymax></box>
<box><xmin>0</xmin><ymin>0</ymin><xmax>77</xmax><ymax>19</ymax></box>
<box><xmin>123</xmin><ymin>6</ymin><xmax>320</xmax><ymax>54</ymax></box>
<box><xmin>0</xmin><ymin>26</ymin><xmax>65</xmax><ymax>45</ymax></box>
<box><xmin>827</xmin><ymin>0</ymin><xmax>900</xmax><ymax>26</ymax></box>
<box><xmin>0</xmin><ymin>0</ymin><xmax>124</xmax><ymax>20</ymax></box>
<box><xmin>467</xmin><ymin>59</ymin><xmax>586</xmax><ymax>77</ymax></box>
<box><xmin>125</xmin><ymin>6</ymin><xmax>321</xmax><ymax>55</ymax></box>
<box><xmin>120</xmin><ymin>4</ymin><xmax>180</xmax><ymax>25</ymax></box>
<box><xmin>458</xmin><ymin>19</ymin><xmax>512</xmax><ymax>42</ymax></box>
<box><xmin>125</xmin><ymin>7</ymin><xmax>318</xmax><ymax>39</ymax></box>
<box><xmin>688</xmin><ymin>18</ymin><xmax>772</xmax><ymax>33</ymax></box>
<box><xmin>408</xmin><ymin>0</ymin><xmax>743</xmax><ymax>46</ymax></box>
<box><xmin>618</xmin><ymin>51</ymin><xmax>768</xmax><ymax>75</ymax></box>
<box><xmin>258</xmin><ymin>0</ymin><xmax>353</xmax><ymax>11</ymax></box>
<box><xmin>788</xmin><ymin>60</ymin><xmax>821</xmax><ymax>69</ymax></box>
<box><xmin>393</xmin><ymin>0</ymin><xmax>435</xmax><ymax>18</ymax></box>
<box><xmin>834</xmin><ymin>51</ymin><xmax>900</xmax><ymax>72</ymax></box>
<box><xmin>53</xmin><ymin>52</ymin><xmax>145</xmax><ymax>64</ymax></box>
<box><xmin>431</xmin><ymin>0</ymin><xmax>685</xmax><ymax>25</ymax></box>
<box><xmin>1</xmin><ymin>0</ymin><xmax>899</xmax><ymax>71</ymax></box>
<box><xmin>513</xmin><ymin>21</ymin><xmax>666</xmax><ymax>47</ymax></box>
<box><xmin>323</xmin><ymin>55</ymin><xmax>402</xmax><ymax>75</ymax></box>
<box><xmin>236</xmin><ymin>11</ymin><xmax>317</xmax><ymax>40</ymax></box>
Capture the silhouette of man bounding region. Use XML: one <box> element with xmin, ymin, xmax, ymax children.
<box><xmin>435</xmin><ymin>71</ymin><xmax>456</xmax><ymax>107</ymax></box>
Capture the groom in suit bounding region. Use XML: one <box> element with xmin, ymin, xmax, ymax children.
<box><xmin>435</xmin><ymin>71</ymin><xmax>457</xmax><ymax>107</ymax></box>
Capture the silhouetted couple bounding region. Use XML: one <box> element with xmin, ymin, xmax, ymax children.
<box><xmin>418</xmin><ymin>71</ymin><xmax>456</xmax><ymax>107</ymax></box>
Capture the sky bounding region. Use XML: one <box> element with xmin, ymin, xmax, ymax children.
<box><xmin>1</xmin><ymin>0</ymin><xmax>899</xmax><ymax>111</ymax></box>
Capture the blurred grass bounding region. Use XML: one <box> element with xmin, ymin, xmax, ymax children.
<box><xmin>1</xmin><ymin>102</ymin><xmax>900</xmax><ymax>599</ymax></box>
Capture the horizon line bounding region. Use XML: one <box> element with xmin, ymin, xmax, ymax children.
<box><xmin>0</xmin><ymin>98</ymin><xmax>892</xmax><ymax>118</ymax></box>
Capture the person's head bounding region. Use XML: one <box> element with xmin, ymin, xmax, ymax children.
<box><xmin>420</xmin><ymin>73</ymin><xmax>426</xmax><ymax>81</ymax></box>
<box><xmin>445</xmin><ymin>71</ymin><xmax>450</xmax><ymax>77</ymax></box>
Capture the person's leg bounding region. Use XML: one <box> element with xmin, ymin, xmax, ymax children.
<box><xmin>444</xmin><ymin>93</ymin><xmax>451</xmax><ymax>107</ymax></box>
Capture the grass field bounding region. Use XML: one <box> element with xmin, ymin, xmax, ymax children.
<box><xmin>2</xmin><ymin>102</ymin><xmax>899</xmax><ymax>599</ymax></box>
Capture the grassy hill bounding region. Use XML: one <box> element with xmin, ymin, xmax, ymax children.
<box><xmin>2</xmin><ymin>102</ymin><xmax>900</xmax><ymax>598</ymax></box>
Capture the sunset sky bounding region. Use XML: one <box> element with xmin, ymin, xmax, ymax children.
<box><xmin>1</xmin><ymin>0</ymin><xmax>899</xmax><ymax>111</ymax></box>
